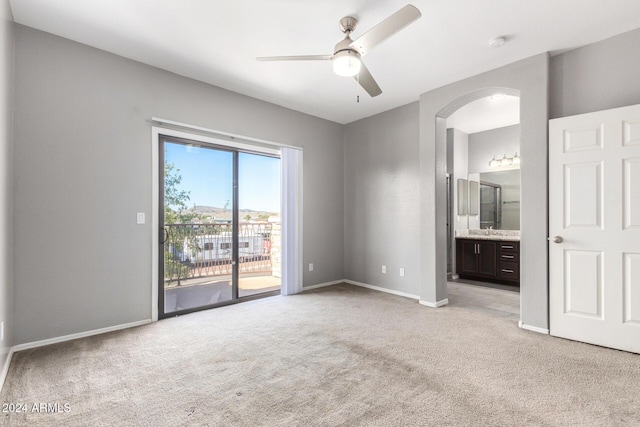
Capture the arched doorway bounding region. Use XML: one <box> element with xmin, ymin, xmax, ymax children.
<box><xmin>444</xmin><ymin>92</ymin><xmax>522</xmax><ymax>319</ymax></box>
<box><xmin>417</xmin><ymin>54</ymin><xmax>549</xmax><ymax>333</ymax></box>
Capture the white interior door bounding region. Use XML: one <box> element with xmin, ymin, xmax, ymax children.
<box><xmin>549</xmin><ymin>104</ymin><xmax>640</xmax><ymax>353</ymax></box>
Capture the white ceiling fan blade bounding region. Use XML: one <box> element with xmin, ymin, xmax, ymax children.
<box><xmin>256</xmin><ymin>55</ymin><xmax>332</xmax><ymax>61</ymax></box>
<box><xmin>355</xmin><ymin>62</ymin><xmax>382</xmax><ymax>97</ymax></box>
<box><xmin>350</xmin><ymin>5</ymin><xmax>422</xmax><ymax>56</ymax></box>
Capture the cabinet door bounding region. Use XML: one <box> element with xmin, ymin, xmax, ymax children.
<box><xmin>458</xmin><ymin>240</ymin><xmax>479</xmax><ymax>275</ymax></box>
<box><xmin>477</xmin><ymin>241</ymin><xmax>497</xmax><ymax>277</ymax></box>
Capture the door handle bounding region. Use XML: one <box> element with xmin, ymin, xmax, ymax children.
<box><xmin>550</xmin><ymin>236</ymin><xmax>563</xmax><ymax>244</ymax></box>
<box><xmin>161</xmin><ymin>228</ymin><xmax>169</xmax><ymax>244</ymax></box>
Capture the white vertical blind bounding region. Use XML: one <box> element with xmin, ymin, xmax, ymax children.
<box><xmin>281</xmin><ymin>147</ymin><xmax>303</xmax><ymax>295</ymax></box>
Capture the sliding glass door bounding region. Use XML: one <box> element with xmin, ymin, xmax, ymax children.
<box><xmin>159</xmin><ymin>135</ymin><xmax>281</xmax><ymax>318</ymax></box>
<box><xmin>238</xmin><ymin>152</ymin><xmax>282</xmax><ymax>297</ymax></box>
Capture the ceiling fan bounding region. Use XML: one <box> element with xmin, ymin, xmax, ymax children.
<box><xmin>256</xmin><ymin>5</ymin><xmax>422</xmax><ymax>98</ymax></box>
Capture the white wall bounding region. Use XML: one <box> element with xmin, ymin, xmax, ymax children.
<box><xmin>12</xmin><ymin>25</ymin><xmax>344</xmax><ymax>345</ymax></box>
<box><xmin>0</xmin><ymin>0</ymin><xmax>13</xmax><ymax>371</ymax></box>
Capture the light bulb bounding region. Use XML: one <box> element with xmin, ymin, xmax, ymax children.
<box><xmin>333</xmin><ymin>50</ymin><xmax>361</xmax><ymax>77</ymax></box>
<box><xmin>512</xmin><ymin>152</ymin><xmax>520</xmax><ymax>165</ymax></box>
<box><xmin>489</xmin><ymin>155</ymin><xmax>500</xmax><ymax>167</ymax></box>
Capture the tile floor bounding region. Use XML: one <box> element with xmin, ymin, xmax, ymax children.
<box><xmin>447</xmin><ymin>279</ymin><xmax>520</xmax><ymax>322</ymax></box>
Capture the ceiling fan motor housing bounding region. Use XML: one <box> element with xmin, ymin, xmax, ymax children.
<box><xmin>339</xmin><ymin>16</ymin><xmax>358</xmax><ymax>34</ymax></box>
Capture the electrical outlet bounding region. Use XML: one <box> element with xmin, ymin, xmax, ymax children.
<box><xmin>136</xmin><ymin>212</ymin><xmax>145</xmax><ymax>224</ymax></box>
<box><xmin>400</xmin><ymin>268</ymin><xmax>405</xmax><ymax>277</ymax></box>
<box><xmin>309</xmin><ymin>263</ymin><xmax>314</xmax><ymax>272</ymax></box>
<box><xmin>382</xmin><ymin>265</ymin><xmax>386</xmax><ymax>274</ymax></box>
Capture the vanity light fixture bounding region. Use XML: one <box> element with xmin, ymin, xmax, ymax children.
<box><xmin>489</xmin><ymin>152</ymin><xmax>520</xmax><ymax>168</ymax></box>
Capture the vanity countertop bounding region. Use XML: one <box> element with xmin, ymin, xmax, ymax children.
<box><xmin>455</xmin><ymin>230</ymin><xmax>520</xmax><ymax>242</ymax></box>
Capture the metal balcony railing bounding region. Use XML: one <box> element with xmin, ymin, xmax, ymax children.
<box><xmin>163</xmin><ymin>222</ymin><xmax>278</xmax><ymax>286</ymax></box>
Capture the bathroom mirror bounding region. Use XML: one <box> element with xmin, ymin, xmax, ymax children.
<box><xmin>478</xmin><ymin>169</ymin><xmax>520</xmax><ymax>230</ymax></box>
<box><xmin>469</xmin><ymin>181</ymin><xmax>479</xmax><ymax>215</ymax></box>
<box><xmin>457</xmin><ymin>179</ymin><xmax>468</xmax><ymax>215</ymax></box>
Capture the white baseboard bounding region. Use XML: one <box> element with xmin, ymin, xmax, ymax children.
<box><xmin>419</xmin><ymin>298</ymin><xmax>449</xmax><ymax>308</ymax></box>
<box><xmin>518</xmin><ymin>321</ymin><xmax>549</xmax><ymax>335</ymax></box>
<box><xmin>12</xmin><ymin>319</ymin><xmax>152</xmax><ymax>353</ymax></box>
<box><xmin>344</xmin><ymin>280</ymin><xmax>420</xmax><ymax>300</ymax></box>
<box><xmin>0</xmin><ymin>347</ymin><xmax>14</xmax><ymax>393</ymax></box>
<box><xmin>301</xmin><ymin>280</ymin><xmax>344</xmax><ymax>291</ymax></box>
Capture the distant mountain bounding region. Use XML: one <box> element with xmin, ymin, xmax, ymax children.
<box><xmin>187</xmin><ymin>205</ymin><xmax>277</xmax><ymax>220</ymax></box>
<box><xmin>189</xmin><ymin>205</ymin><xmax>223</xmax><ymax>214</ymax></box>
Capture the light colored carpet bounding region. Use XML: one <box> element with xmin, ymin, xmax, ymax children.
<box><xmin>2</xmin><ymin>283</ymin><xmax>639</xmax><ymax>426</ymax></box>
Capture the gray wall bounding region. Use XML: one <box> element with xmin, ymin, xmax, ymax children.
<box><xmin>12</xmin><ymin>25</ymin><xmax>344</xmax><ymax>344</ymax></box>
<box><xmin>449</xmin><ymin>128</ymin><xmax>468</xmax><ymax>276</ymax></box>
<box><xmin>550</xmin><ymin>27</ymin><xmax>640</xmax><ymax>119</ymax></box>
<box><xmin>450</xmin><ymin>128</ymin><xmax>469</xmax><ymax>232</ymax></box>
<box><xmin>420</xmin><ymin>54</ymin><xmax>549</xmax><ymax>329</ymax></box>
<box><xmin>343</xmin><ymin>102</ymin><xmax>420</xmax><ymax>296</ymax></box>
<box><xmin>9</xmin><ymin>21</ymin><xmax>640</xmax><ymax>346</ymax></box>
<box><xmin>0</xmin><ymin>0</ymin><xmax>13</xmax><ymax>366</ymax></box>
<box><xmin>467</xmin><ymin>125</ymin><xmax>520</xmax><ymax>175</ymax></box>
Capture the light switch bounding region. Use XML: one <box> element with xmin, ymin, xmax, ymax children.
<box><xmin>309</xmin><ymin>263</ymin><xmax>314</xmax><ymax>272</ymax></box>
<box><xmin>382</xmin><ymin>265</ymin><xmax>386</xmax><ymax>274</ymax></box>
<box><xmin>137</xmin><ymin>213</ymin><xmax>145</xmax><ymax>224</ymax></box>
<box><xmin>400</xmin><ymin>268</ymin><xmax>405</xmax><ymax>277</ymax></box>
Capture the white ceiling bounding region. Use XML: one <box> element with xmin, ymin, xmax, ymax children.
<box><xmin>447</xmin><ymin>95</ymin><xmax>520</xmax><ymax>134</ymax></box>
<box><xmin>9</xmin><ymin>0</ymin><xmax>640</xmax><ymax>124</ymax></box>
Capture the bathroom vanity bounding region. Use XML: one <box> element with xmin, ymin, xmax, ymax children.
<box><xmin>455</xmin><ymin>231</ymin><xmax>520</xmax><ymax>286</ymax></box>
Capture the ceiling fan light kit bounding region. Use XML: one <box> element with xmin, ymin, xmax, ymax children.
<box><xmin>332</xmin><ymin>33</ymin><xmax>362</xmax><ymax>77</ymax></box>
<box><xmin>257</xmin><ymin>4</ymin><xmax>422</xmax><ymax>97</ymax></box>
<box><xmin>332</xmin><ymin>49</ymin><xmax>361</xmax><ymax>77</ymax></box>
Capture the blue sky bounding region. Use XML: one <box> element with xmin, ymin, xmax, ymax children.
<box><xmin>165</xmin><ymin>142</ymin><xmax>280</xmax><ymax>212</ymax></box>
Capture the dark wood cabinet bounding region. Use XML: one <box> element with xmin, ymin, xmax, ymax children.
<box><xmin>496</xmin><ymin>241</ymin><xmax>519</xmax><ymax>283</ymax></box>
<box><xmin>456</xmin><ymin>238</ymin><xmax>519</xmax><ymax>285</ymax></box>
<box><xmin>457</xmin><ymin>239</ymin><xmax>497</xmax><ymax>278</ymax></box>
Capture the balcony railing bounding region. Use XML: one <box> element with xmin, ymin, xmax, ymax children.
<box><xmin>163</xmin><ymin>222</ymin><xmax>279</xmax><ymax>286</ymax></box>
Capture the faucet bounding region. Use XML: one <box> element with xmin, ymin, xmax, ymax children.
<box><xmin>485</xmin><ymin>225</ymin><xmax>493</xmax><ymax>235</ymax></box>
